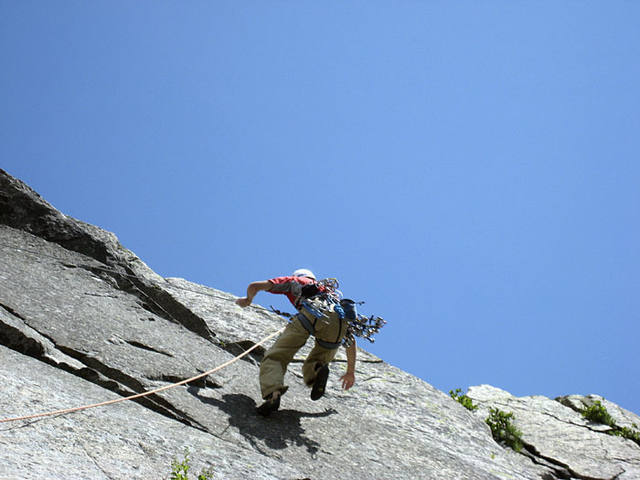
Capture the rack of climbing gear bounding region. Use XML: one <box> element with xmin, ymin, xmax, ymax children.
<box><xmin>316</xmin><ymin>277</ymin><xmax>342</xmax><ymax>300</ymax></box>
<box><xmin>271</xmin><ymin>278</ymin><xmax>387</xmax><ymax>348</ymax></box>
<box><xmin>343</xmin><ymin>313</ymin><xmax>387</xmax><ymax>347</ymax></box>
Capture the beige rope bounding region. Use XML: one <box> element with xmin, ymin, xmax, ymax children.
<box><xmin>0</xmin><ymin>326</ymin><xmax>285</xmax><ymax>424</ymax></box>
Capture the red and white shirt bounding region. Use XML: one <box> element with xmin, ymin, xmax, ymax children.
<box><xmin>267</xmin><ymin>275</ymin><xmax>324</xmax><ymax>307</ymax></box>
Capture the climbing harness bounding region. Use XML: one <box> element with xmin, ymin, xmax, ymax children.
<box><xmin>0</xmin><ymin>326</ymin><xmax>286</xmax><ymax>425</ymax></box>
<box><xmin>295</xmin><ymin>307</ymin><xmax>343</xmax><ymax>350</ymax></box>
<box><xmin>272</xmin><ymin>277</ymin><xmax>387</xmax><ymax>349</ymax></box>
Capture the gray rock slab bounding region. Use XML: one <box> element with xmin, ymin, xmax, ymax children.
<box><xmin>5</xmin><ymin>169</ymin><xmax>638</xmax><ymax>480</ymax></box>
<box><xmin>468</xmin><ymin>385</ymin><xmax>640</xmax><ymax>480</ymax></box>
<box><xmin>0</xmin><ymin>346</ymin><xmax>305</xmax><ymax>480</ymax></box>
<box><xmin>0</xmin><ymin>226</ymin><xmax>235</xmax><ymax>424</ymax></box>
<box><xmin>0</xmin><ymin>169</ymin><xmax>162</xmax><ymax>282</ymax></box>
<box><xmin>1</xmin><ymin>170</ymin><xmax>213</xmax><ymax>341</ymax></box>
<box><xmin>0</xmin><ymin>229</ymin><xmax>551</xmax><ymax>480</ymax></box>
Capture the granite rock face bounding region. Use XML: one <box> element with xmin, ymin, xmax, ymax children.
<box><xmin>1</xmin><ymin>168</ymin><xmax>639</xmax><ymax>480</ymax></box>
<box><xmin>467</xmin><ymin>385</ymin><xmax>640</xmax><ymax>480</ymax></box>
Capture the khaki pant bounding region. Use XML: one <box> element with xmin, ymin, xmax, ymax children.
<box><xmin>259</xmin><ymin>304</ymin><xmax>348</xmax><ymax>399</ymax></box>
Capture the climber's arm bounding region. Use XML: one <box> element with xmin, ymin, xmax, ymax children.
<box><xmin>235</xmin><ymin>280</ymin><xmax>273</xmax><ymax>307</ymax></box>
<box><xmin>340</xmin><ymin>340</ymin><xmax>357</xmax><ymax>390</ymax></box>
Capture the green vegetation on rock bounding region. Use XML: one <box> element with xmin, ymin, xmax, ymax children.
<box><xmin>169</xmin><ymin>448</ymin><xmax>214</xmax><ymax>480</ymax></box>
<box><xmin>485</xmin><ymin>408</ymin><xmax>524</xmax><ymax>453</ymax></box>
<box><xmin>582</xmin><ymin>400</ymin><xmax>615</xmax><ymax>427</ymax></box>
<box><xmin>449</xmin><ymin>388</ymin><xmax>478</xmax><ymax>411</ymax></box>
<box><xmin>610</xmin><ymin>425</ymin><xmax>640</xmax><ymax>445</ymax></box>
<box><xmin>581</xmin><ymin>401</ymin><xmax>640</xmax><ymax>446</ymax></box>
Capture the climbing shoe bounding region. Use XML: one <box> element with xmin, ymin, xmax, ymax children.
<box><xmin>310</xmin><ymin>364</ymin><xmax>330</xmax><ymax>401</ymax></box>
<box><xmin>256</xmin><ymin>392</ymin><xmax>281</xmax><ymax>416</ymax></box>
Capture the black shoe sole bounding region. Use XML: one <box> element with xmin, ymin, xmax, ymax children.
<box><xmin>256</xmin><ymin>395</ymin><xmax>281</xmax><ymax>416</ymax></box>
<box><xmin>311</xmin><ymin>365</ymin><xmax>330</xmax><ymax>401</ymax></box>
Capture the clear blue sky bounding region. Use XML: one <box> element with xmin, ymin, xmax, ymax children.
<box><xmin>2</xmin><ymin>2</ymin><xmax>639</xmax><ymax>414</ymax></box>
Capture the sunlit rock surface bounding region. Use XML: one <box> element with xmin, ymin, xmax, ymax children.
<box><xmin>468</xmin><ymin>385</ymin><xmax>640</xmax><ymax>479</ymax></box>
<box><xmin>1</xmin><ymin>169</ymin><xmax>638</xmax><ymax>479</ymax></box>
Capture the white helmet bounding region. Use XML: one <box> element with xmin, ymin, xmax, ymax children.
<box><xmin>292</xmin><ymin>268</ymin><xmax>316</xmax><ymax>280</ymax></box>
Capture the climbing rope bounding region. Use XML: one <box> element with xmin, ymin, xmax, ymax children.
<box><xmin>0</xmin><ymin>241</ymin><xmax>291</xmax><ymax>425</ymax></box>
<box><xmin>0</xmin><ymin>325</ymin><xmax>285</xmax><ymax>424</ymax></box>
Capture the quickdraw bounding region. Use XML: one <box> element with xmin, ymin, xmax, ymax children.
<box><xmin>316</xmin><ymin>277</ymin><xmax>342</xmax><ymax>301</ymax></box>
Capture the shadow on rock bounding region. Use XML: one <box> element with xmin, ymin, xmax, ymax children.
<box><xmin>188</xmin><ymin>387</ymin><xmax>337</xmax><ymax>456</ymax></box>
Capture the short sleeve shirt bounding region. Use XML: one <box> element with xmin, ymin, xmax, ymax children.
<box><xmin>268</xmin><ymin>275</ymin><xmax>318</xmax><ymax>307</ymax></box>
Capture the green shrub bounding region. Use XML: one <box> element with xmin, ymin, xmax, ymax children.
<box><xmin>610</xmin><ymin>425</ymin><xmax>640</xmax><ymax>444</ymax></box>
<box><xmin>485</xmin><ymin>408</ymin><xmax>523</xmax><ymax>452</ymax></box>
<box><xmin>169</xmin><ymin>448</ymin><xmax>214</xmax><ymax>480</ymax></box>
<box><xmin>581</xmin><ymin>400</ymin><xmax>615</xmax><ymax>427</ymax></box>
<box><xmin>449</xmin><ymin>388</ymin><xmax>478</xmax><ymax>411</ymax></box>
<box><xmin>581</xmin><ymin>401</ymin><xmax>640</xmax><ymax>447</ymax></box>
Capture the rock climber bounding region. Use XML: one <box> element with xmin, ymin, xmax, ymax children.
<box><xmin>235</xmin><ymin>268</ymin><xmax>357</xmax><ymax>416</ymax></box>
